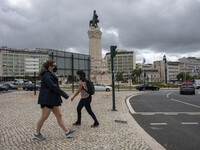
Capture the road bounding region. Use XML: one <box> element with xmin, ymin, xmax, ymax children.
<box><xmin>129</xmin><ymin>89</ymin><xmax>200</xmax><ymax>150</ymax></box>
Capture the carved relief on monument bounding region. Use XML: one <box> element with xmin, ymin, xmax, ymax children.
<box><xmin>88</xmin><ymin>27</ymin><xmax>102</xmax><ymax>39</ymax></box>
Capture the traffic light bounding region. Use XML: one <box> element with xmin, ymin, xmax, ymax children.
<box><xmin>110</xmin><ymin>46</ymin><xmax>117</xmax><ymax>57</ymax></box>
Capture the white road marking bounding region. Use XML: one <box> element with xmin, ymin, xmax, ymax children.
<box><xmin>150</xmin><ymin>127</ymin><xmax>163</xmax><ymax>130</ymax></box>
<box><xmin>126</xmin><ymin>95</ymin><xmax>136</xmax><ymax>114</ymax></box>
<box><xmin>150</xmin><ymin>123</ymin><xmax>167</xmax><ymax>126</ymax></box>
<box><xmin>139</xmin><ymin>112</ymin><xmax>178</xmax><ymax>115</ymax></box>
<box><xmin>134</xmin><ymin>112</ymin><xmax>200</xmax><ymax>115</ymax></box>
<box><xmin>163</xmin><ymin>112</ymin><xmax>178</xmax><ymax>115</ymax></box>
<box><xmin>188</xmin><ymin>112</ymin><xmax>200</xmax><ymax>115</ymax></box>
<box><xmin>167</xmin><ymin>92</ymin><xmax>172</xmax><ymax>98</ymax></box>
<box><xmin>181</xmin><ymin>122</ymin><xmax>199</xmax><ymax>125</ymax></box>
<box><xmin>170</xmin><ymin>98</ymin><xmax>200</xmax><ymax>109</ymax></box>
<box><xmin>141</xmin><ymin>113</ymin><xmax>155</xmax><ymax>116</ymax></box>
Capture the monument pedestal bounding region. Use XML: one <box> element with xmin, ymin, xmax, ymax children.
<box><xmin>88</xmin><ymin>27</ymin><xmax>111</xmax><ymax>85</ymax></box>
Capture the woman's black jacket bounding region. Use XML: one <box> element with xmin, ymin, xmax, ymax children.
<box><xmin>38</xmin><ymin>69</ymin><xmax>69</xmax><ymax>106</ymax></box>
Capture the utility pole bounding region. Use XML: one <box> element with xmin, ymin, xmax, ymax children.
<box><xmin>34</xmin><ymin>72</ymin><xmax>36</xmax><ymax>95</ymax></box>
<box><xmin>110</xmin><ymin>46</ymin><xmax>117</xmax><ymax>111</ymax></box>
<box><xmin>72</xmin><ymin>54</ymin><xmax>74</xmax><ymax>93</ymax></box>
<box><xmin>163</xmin><ymin>55</ymin><xmax>167</xmax><ymax>84</ymax></box>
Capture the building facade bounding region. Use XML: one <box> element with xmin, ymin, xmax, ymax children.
<box><xmin>137</xmin><ymin>63</ymin><xmax>160</xmax><ymax>83</ymax></box>
<box><xmin>142</xmin><ymin>68</ymin><xmax>160</xmax><ymax>83</ymax></box>
<box><xmin>153</xmin><ymin>60</ymin><xmax>166</xmax><ymax>83</ymax></box>
<box><xmin>0</xmin><ymin>47</ymin><xmax>91</xmax><ymax>81</ymax></box>
<box><xmin>0</xmin><ymin>47</ymin><xmax>48</xmax><ymax>80</ymax></box>
<box><xmin>167</xmin><ymin>61</ymin><xmax>180</xmax><ymax>83</ymax></box>
<box><xmin>179</xmin><ymin>57</ymin><xmax>200</xmax><ymax>76</ymax></box>
<box><xmin>48</xmin><ymin>49</ymin><xmax>91</xmax><ymax>77</ymax></box>
<box><xmin>104</xmin><ymin>49</ymin><xmax>136</xmax><ymax>75</ymax></box>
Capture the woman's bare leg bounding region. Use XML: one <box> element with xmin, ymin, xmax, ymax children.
<box><xmin>52</xmin><ymin>106</ymin><xmax>68</xmax><ymax>132</ymax></box>
<box><xmin>36</xmin><ymin>107</ymin><xmax>52</xmax><ymax>134</ymax></box>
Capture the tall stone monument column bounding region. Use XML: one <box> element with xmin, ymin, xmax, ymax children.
<box><xmin>88</xmin><ymin>26</ymin><xmax>102</xmax><ymax>63</ymax></box>
<box><xmin>88</xmin><ymin>10</ymin><xmax>111</xmax><ymax>85</ymax></box>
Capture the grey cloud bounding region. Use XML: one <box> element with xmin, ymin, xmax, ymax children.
<box><xmin>0</xmin><ymin>0</ymin><xmax>200</xmax><ymax>56</ymax></box>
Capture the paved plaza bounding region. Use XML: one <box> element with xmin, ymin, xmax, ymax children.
<box><xmin>0</xmin><ymin>91</ymin><xmax>152</xmax><ymax>150</ymax></box>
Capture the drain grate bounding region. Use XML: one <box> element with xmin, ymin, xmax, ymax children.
<box><xmin>114</xmin><ymin>120</ymin><xmax>128</xmax><ymax>124</ymax></box>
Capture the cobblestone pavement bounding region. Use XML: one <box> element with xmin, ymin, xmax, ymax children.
<box><xmin>0</xmin><ymin>90</ymin><xmax>151</xmax><ymax>150</ymax></box>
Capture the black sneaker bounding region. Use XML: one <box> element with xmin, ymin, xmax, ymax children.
<box><xmin>72</xmin><ymin>122</ymin><xmax>81</xmax><ymax>126</ymax></box>
<box><xmin>33</xmin><ymin>133</ymin><xmax>46</xmax><ymax>140</ymax></box>
<box><xmin>91</xmin><ymin>123</ymin><xmax>99</xmax><ymax>128</ymax></box>
<box><xmin>65</xmin><ymin>129</ymin><xmax>77</xmax><ymax>138</ymax></box>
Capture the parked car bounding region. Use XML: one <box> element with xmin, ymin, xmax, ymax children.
<box><xmin>136</xmin><ymin>84</ymin><xmax>159</xmax><ymax>91</ymax></box>
<box><xmin>24</xmin><ymin>81</ymin><xmax>33</xmax><ymax>85</ymax></box>
<box><xmin>180</xmin><ymin>83</ymin><xmax>195</xmax><ymax>95</ymax></box>
<box><xmin>193</xmin><ymin>83</ymin><xmax>200</xmax><ymax>89</ymax></box>
<box><xmin>3</xmin><ymin>83</ymin><xmax>18</xmax><ymax>90</ymax></box>
<box><xmin>0</xmin><ymin>84</ymin><xmax>8</xmax><ymax>91</ymax></box>
<box><xmin>23</xmin><ymin>83</ymin><xmax>40</xmax><ymax>91</ymax></box>
<box><xmin>14</xmin><ymin>79</ymin><xmax>24</xmax><ymax>85</ymax></box>
<box><xmin>93</xmin><ymin>83</ymin><xmax>112</xmax><ymax>92</ymax></box>
<box><xmin>6</xmin><ymin>81</ymin><xmax>15</xmax><ymax>84</ymax></box>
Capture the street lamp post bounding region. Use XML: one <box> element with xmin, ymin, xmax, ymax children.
<box><xmin>110</xmin><ymin>45</ymin><xmax>117</xmax><ymax>111</ymax></box>
<box><xmin>163</xmin><ymin>55</ymin><xmax>167</xmax><ymax>84</ymax></box>
<box><xmin>184</xmin><ymin>66</ymin><xmax>186</xmax><ymax>83</ymax></box>
<box><xmin>129</xmin><ymin>74</ymin><xmax>132</xmax><ymax>90</ymax></box>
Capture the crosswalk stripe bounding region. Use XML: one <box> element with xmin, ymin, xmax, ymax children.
<box><xmin>150</xmin><ymin>123</ymin><xmax>167</xmax><ymax>126</ymax></box>
<box><xmin>181</xmin><ymin>122</ymin><xmax>199</xmax><ymax>125</ymax></box>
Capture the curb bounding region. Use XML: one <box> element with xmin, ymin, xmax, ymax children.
<box><xmin>124</xmin><ymin>94</ymin><xmax>166</xmax><ymax>150</ymax></box>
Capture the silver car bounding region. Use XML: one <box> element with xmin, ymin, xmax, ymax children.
<box><xmin>180</xmin><ymin>83</ymin><xmax>195</xmax><ymax>95</ymax></box>
<box><xmin>93</xmin><ymin>83</ymin><xmax>112</xmax><ymax>92</ymax></box>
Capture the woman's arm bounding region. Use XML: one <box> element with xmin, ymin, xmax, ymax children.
<box><xmin>71</xmin><ymin>84</ymin><xmax>82</xmax><ymax>101</ymax></box>
<box><xmin>43</xmin><ymin>73</ymin><xmax>69</xmax><ymax>99</ymax></box>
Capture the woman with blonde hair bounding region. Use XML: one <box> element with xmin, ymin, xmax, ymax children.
<box><xmin>33</xmin><ymin>60</ymin><xmax>76</xmax><ymax>140</ymax></box>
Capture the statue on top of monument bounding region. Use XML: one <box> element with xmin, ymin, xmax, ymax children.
<box><xmin>89</xmin><ymin>10</ymin><xmax>99</xmax><ymax>28</ymax></box>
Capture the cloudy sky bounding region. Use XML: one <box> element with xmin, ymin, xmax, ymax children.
<box><xmin>1</xmin><ymin>0</ymin><xmax>200</xmax><ymax>63</ymax></box>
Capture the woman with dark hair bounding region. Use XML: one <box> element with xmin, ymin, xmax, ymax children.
<box><xmin>71</xmin><ymin>70</ymin><xmax>99</xmax><ymax>127</ymax></box>
<box><xmin>33</xmin><ymin>60</ymin><xmax>76</xmax><ymax>140</ymax></box>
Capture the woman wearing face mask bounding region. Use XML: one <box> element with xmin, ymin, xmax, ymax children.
<box><xmin>33</xmin><ymin>60</ymin><xmax>76</xmax><ymax>140</ymax></box>
<box><xmin>71</xmin><ymin>70</ymin><xmax>99</xmax><ymax>127</ymax></box>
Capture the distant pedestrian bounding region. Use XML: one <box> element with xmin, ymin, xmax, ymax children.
<box><xmin>71</xmin><ymin>70</ymin><xmax>99</xmax><ymax>127</ymax></box>
<box><xmin>33</xmin><ymin>60</ymin><xmax>76</xmax><ymax>140</ymax></box>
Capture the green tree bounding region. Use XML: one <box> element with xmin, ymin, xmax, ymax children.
<box><xmin>131</xmin><ymin>68</ymin><xmax>142</xmax><ymax>83</ymax></box>
<box><xmin>177</xmin><ymin>72</ymin><xmax>192</xmax><ymax>81</ymax></box>
<box><xmin>193</xmin><ymin>75</ymin><xmax>200</xmax><ymax>79</ymax></box>
<box><xmin>115</xmin><ymin>72</ymin><xmax>124</xmax><ymax>82</ymax></box>
<box><xmin>24</xmin><ymin>76</ymin><xmax>34</xmax><ymax>82</ymax></box>
<box><xmin>67</xmin><ymin>75</ymin><xmax>77</xmax><ymax>84</ymax></box>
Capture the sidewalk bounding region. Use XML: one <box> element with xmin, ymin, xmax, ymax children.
<box><xmin>0</xmin><ymin>91</ymin><xmax>152</xmax><ymax>150</ymax></box>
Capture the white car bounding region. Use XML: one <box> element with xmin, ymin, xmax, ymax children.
<box><xmin>93</xmin><ymin>83</ymin><xmax>112</xmax><ymax>92</ymax></box>
<box><xmin>193</xmin><ymin>83</ymin><xmax>200</xmax><ymax>89</ymax></box>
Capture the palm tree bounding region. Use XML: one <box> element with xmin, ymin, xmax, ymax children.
<box><xmin>131</xmin><ymin>68</ymin><xmax>142</xmax><ymax>83</ymax></box>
